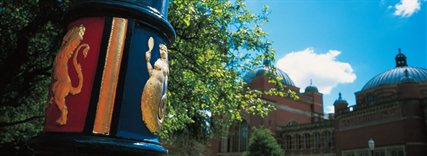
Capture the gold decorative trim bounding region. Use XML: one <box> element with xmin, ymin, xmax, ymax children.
<box><xmin>141</xmin><ymin>37</ymin><xmax>169</xmax><ymax>134</ymax></box>
<box><xmin>50</xmin><ymin>25</ymin><xmax>90</xmax><ymax>126</ymax></box>
<box><xmin>93</xmin><ymin>18</ymin><xmax>128</xmax><ymax>135</ymax></box>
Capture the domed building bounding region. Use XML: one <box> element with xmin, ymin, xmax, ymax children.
<box><xmin>305</xmin><ymin>82</ymin><xmax>319</xmax><ymax>94</ymax></box>
<box><xmin>242</xmin><ymin>65</ymin><xmax>324</xmax><ymax>126</ymax></box>
<box><xmin>356</xmin><ymin>49</ymin><xmax>427</xmax><ymax>106</ymax></box>
<box><xmin>243</xmin><ymin>67</ymin><xmax>296</xmax><ymax>87</ymax></box>
<box><xmin>213</xmin><ymin>49</ymin><xmax>427</xmax><ymax>156</ymax></box>
<box><xmin>213</xmin><ymin>64</ymin><xmax>325</xmax><ymax>155</ymax></box>
<box><xmin>334</xmin><ymin>93</ymin><xmax>349</xmax><ymax>114</ymax></box>
<box><xmin>277</xmin><ymin>49</ymin><xmax>427</xmax><ymax>156</ymax></box>
<box><xmin>336</xmin><ymin>49</ymin><xmax>427</xmax><ymax>156</ymax></box>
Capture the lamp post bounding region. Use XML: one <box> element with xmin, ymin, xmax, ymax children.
<box><xmin>30</xmin><ymin>0</ymin><xmax>175</xmax><ymax>155</ymax></box>
<box><xmin>368</xmin><ymin>138</ymin><xmax>375</xmax><ymax>156</ymax></box>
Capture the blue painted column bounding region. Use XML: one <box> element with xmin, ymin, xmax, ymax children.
<box><xmin>30</xmin><ymin>0</ymin><xmax>175</xmax><ymax>155</ymax></box>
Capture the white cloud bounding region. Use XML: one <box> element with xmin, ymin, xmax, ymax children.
<box><xmin>276</xmin><ymin>48</ymin><xmax>356</xmax><ymax>94</ymax></box>
<box><xmin>393</xmin><ymin>0</ymin><xmax>421</xmax><ymax>17</ymax></box>
<box><xmin>325</xmin><ymin>105</ymin><xmax>335</xmax><ymax>114</ymax></box>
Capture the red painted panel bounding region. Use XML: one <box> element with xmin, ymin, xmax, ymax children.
<box><xmin>44</xmin><ymin>17</ymin><xmax>105</xmax><ymax>132</ymax></box>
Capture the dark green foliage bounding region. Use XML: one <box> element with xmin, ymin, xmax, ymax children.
<box><xmin>0</xmin><ymin>0</ymin><xmax>71</xmax><ymax>154</ymax></box>
<box><xmin>245</xmin><ymin>128</ymin><xmax>284</xmax><ymax>156</ymax></box>
<box><xmin>0</xmin><ymin>0</ymin><xmax>70</xmax><ymax>143</ymax></box>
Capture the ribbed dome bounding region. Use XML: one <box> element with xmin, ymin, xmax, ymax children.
<box><xmin>243</xmin><ymin>67</ymin><xmax>295</xmax><ymax>86</ymax></box>
<box><xmin>400</xmin><ymin>69</ymin><xmax>417</xmax><ymax>83</ymax></box>
<box><xmin>362</xmin><ymin>49</ymin><xmax>427</xmax><ymax>91</ymax></box>
<box><xmin>361</xmin><ymin>66</ymin><xmax>427</xmax><ymax>91</ymax></box>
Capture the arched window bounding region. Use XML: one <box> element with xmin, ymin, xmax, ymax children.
<box><xmin>304</xmin><ymin>133</ymin><xmax>310</xmax><ymax>149</ymax></box>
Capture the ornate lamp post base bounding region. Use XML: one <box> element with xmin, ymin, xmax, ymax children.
<box><xmin>30</xmin><ymin>133</ymin><xmax>166</xmax><ymax>156</ymax></box>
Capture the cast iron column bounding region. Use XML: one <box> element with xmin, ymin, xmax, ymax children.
<box><xmin>30</xmin><ymin>0</ymin><xmax>175</xmax><ymax>155</ymax></box>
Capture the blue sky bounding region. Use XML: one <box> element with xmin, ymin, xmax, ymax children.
<box><xmin>247</xmin><ymin>0</ymin><xmax>426</xmax><ymax>113</ymax></box>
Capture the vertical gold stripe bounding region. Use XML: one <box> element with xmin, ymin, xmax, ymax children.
<box><xmin>93</xmin><ymin>18</ymin><xmax>128</xmax><ymax>135</ymax></box>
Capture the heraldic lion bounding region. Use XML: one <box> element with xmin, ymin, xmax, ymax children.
<box><xmin>50</xmin><ymin>25</ymin><xmax>90</xmax><ymax>126</ymax></box>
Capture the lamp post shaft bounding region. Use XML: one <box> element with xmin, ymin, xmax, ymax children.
<box><xmin>30</xmin><ymin>1</ymin><xmax>175</xmax><ymax>155</ymax></box>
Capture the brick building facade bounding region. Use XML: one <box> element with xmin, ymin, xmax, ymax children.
<box><xmin>212</xmin><ymin>50</ymin><xmax>427</xmax><ymax>156</ymax></box>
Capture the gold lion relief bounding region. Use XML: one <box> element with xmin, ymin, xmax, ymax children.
<box><xmin>141</xmin><ymin>37</ymin><xmax>169</xmax><ymax>134</ymax></box>
<box><xmin>50</xmin><ymin>25</ymin><xmax>90</xmax><ymax>126</ymax></box>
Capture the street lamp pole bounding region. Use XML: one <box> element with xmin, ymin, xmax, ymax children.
<box><xmin>30</xmin><ymin>0</ymin><xmax>176</xmax><ymax>155</ymax></box>
<box><xmin>368</xmin><ymin>138</ymin><xmax>375</xmax><ymax>156</ymax></box>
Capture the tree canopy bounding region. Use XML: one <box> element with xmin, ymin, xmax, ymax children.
<box><xmin>245</xmin><ymin>128</ymin><xmax>284</xmax><ymax>156</ymax></box>
<box><xmin>0</xmin><ymin>0</ymin><xmax>296</xmax><ymax>153</ymax></box>
<box><xmin>164</xmin><ymin>0</ymin><xmax>295</xmax><ymax>141</ymax></box>
<box><xmin>0</xmin><ymin>0</ymin><xmax>70</xmax><ymax>143</ymax></box>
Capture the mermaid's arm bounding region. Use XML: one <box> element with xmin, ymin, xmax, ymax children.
<box><xmin>146</xmin><ymin>52</ymin><xmax>153</xmax><ymax>76</ymax></box>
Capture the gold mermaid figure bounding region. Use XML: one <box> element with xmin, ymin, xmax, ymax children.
<box><xmin>50</xmin><ymin>25</ymin><xmax>90</xmax><ymax>126</ymax></box>
<box><xmin>141</xmin><ymin>37</ymin><xmax>169</xmax><ymax>134</ymax></box>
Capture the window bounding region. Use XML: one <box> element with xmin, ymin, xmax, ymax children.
<box><xmin>232</xmin><ymin>125</ymin><xmax>239</xmax><ymax>152</ymax></box>
<box><xmin>314</xmin><ymin>132</ymin><xmax>321</xmax><ymax>148</ymax></box>
<box><xmin>374</xmin><ymin>151</ymin><xmax>385</xmax><ymax>156</ymax></box>
<box><xmin>220</xmin><ymin>136</ymin><xmax>227</xmax><ymax>152</ymax></box>
<box><xmin>286</xmin><ymin>135</ymin><xmax>292</xmax><ymax>149</ymax></box>
<box><xmin>391</xmin><ymin>150</ymin><xmax>404</xmax><ymax>156</ymax></box>
<box><xmin>324</xmin><ymin>131</ymin><xmax>332</xmax><ymax>148</ymax></box>
<box><xmin>227</xmin><ymin>136</ymin><xmax>231</xmax><ymax>152</ymax></box>
<box><xmin>297</xmin><ymin>135</ymin><xmax>302</xmax><ymax>149</ymax></box>
<box><xmin>304</xmin><ymin>133</ymin><xmax>310</xmax><ymax>149</ymax></box>
<box><xmin>366</xmin><ymin>95</ymin><xmax>374</xmax><ymax>104</ymax></box>
<box><xmin>301</xmin><ymin>134</ymin><xmax>306</xmax><ymax>149</ymax></box>
<box><xmin>239</xmin><ymin>121</ymin><xmax>248</xmax><ymax>152</ymax></box>
<box><xmin>223</xmin><ymin>124</ymin><xmax>242</xmax><ymax>153</ymax></box>
<box><xmin>357</xmin><ymin>151</ymin><xmax>368</xmax><ymax>156</ymax></box>
<box><xmin>233</xmin><ymin>132</ymin><xmax>238</xmax><ymax>152</ymax></box>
